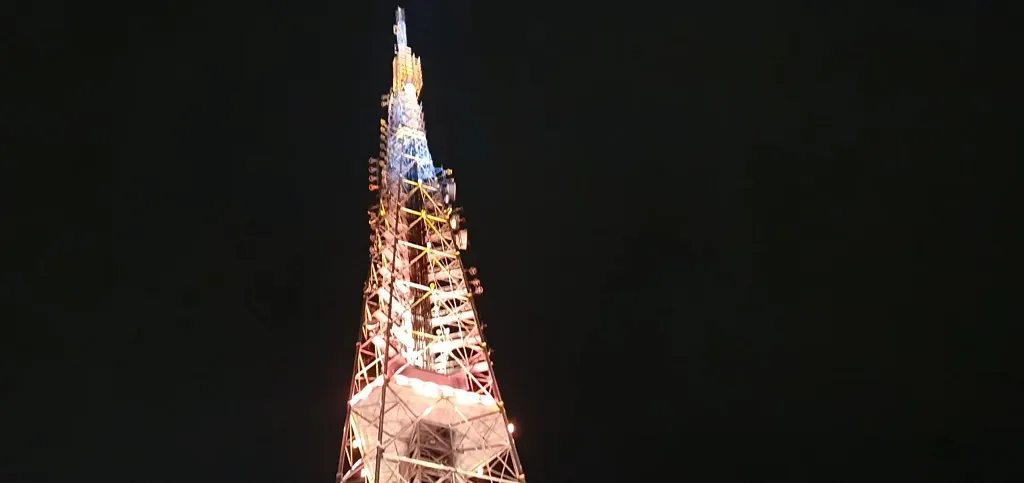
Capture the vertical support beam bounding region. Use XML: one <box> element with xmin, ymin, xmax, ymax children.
<box><xmin>336</xmin><ymin>341</ymin><xmax>361</xmax><ymax>483</ymax></box>
<box><xmin>373</xmin><ymin>186</ymin><xmax>402</xmax><ymax>483</ymax></box>
<box><xmin>470</xmin><ymin>295</ymin><xmax>527</xmax><ymax>480</ymax></box>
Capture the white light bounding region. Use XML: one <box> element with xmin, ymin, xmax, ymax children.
<box><xmin>507</xmin><ymin>423</ymin><xmax>515</xmax><ymax>434</ymax></box>
<box><xmin>471</xmin><ymin>361</ymin><xmax>489</xmax><ymax>372</ymax></box>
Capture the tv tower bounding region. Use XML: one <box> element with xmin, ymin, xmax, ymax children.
<box><xmin>336</xmin><ymin>7</ymin><xmax>526</xmax><ymax>483</ymax></box>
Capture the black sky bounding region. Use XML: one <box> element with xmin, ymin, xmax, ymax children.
<box><xmin>6</xmin><ymin>1</ymin><xmax>1017</xmax><ymax>482</ymax></box>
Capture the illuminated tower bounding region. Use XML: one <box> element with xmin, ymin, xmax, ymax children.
<box><xmin>336</xmin><ymin>7</ymin><xmax>526</xmax><ymax>483</ymax></box>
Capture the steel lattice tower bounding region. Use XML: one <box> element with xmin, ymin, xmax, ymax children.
<box><xmin>336</xmin><ymin>7</ymin><xmax>526</xmax><ymax>483</ymax></box>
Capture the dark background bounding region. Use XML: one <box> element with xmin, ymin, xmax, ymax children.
<box><xmin>6</xmin><ymin>1</ymin><xmax>1016</xmax><ymax>482</ymax></box>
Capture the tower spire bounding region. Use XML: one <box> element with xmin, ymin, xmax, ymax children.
<box><xmin>335</xmin><ymin>6</ymin><xmax>527</xmax><ymax>483</ymax></box>
<box><xmin>392</xmin><ymin>6</ymin><xmax>422</xmax><ymax>96</ymax></box>
<box><xmin>395</xmin><ymin>6</ymin><xmax>408</xmax><ymax>48</ymax></box>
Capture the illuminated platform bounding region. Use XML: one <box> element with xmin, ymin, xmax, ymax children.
<box><xmin>348</xmin><ymin>374</ymin><xmax>514</xmax><ymax>483</ymax></box>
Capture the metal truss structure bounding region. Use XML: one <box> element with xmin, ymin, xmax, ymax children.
<box><xmin>336</xmin><ymin>7</ymin><xmax>526</xmax><ymax>483</ymax></box>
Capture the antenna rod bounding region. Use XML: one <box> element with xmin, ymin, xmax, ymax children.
<box><xmin>395</xmin><ymin>7</ymin><xmax>408</xmax><ymax>49</ymax></box>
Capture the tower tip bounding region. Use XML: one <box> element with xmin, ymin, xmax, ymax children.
<box><xmin>395</xmin><ymin>6</ymin><xmax>408</xmax><ymax>48</ymax></box>
<box><xmin>391</xmin><ymin>5</ymin><xmax>421</xmax><ymax>94</ymax></box>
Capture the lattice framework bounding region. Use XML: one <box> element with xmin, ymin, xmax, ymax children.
<box><xmin>336</xmin><ymin>7</ymin><xmax>525</xmax><ymax>483</ymax></box>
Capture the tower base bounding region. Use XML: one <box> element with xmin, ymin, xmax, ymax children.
<box><xmin>347</xmin><ymin>374</ymin><xmax>517</xmax><ymax>483</ymax></box>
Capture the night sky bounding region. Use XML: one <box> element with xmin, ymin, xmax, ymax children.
<box><xmin>7</xmin><ymin>1</ymin><xmax>1015</xmax><ymax>482</ymax></box>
